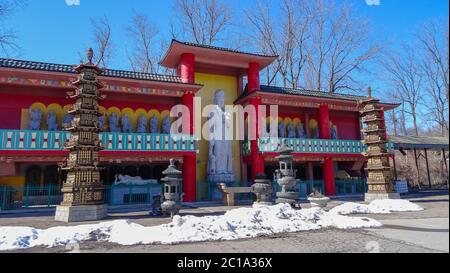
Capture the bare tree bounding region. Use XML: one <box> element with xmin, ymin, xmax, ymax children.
<box><xmin>382</xmin><ymin>45</ymin><xmax>424</xmax><ymax>136</ymax></box>
<box><xmin>245</xmin><ymin>0</ymin><xmax>313</xmax><ymax>88</ymax></box>
<box><xmin>418</xmin><ymin>20</ymin><xmax>449</xmax><ymax>137</ymax></box>
<box><xmin>173</xmin><ymin>0</ymin><xmax>232</xmax><ymax>46</ymax></box>
<box><xmin>306</xmin><ymin>0</ymin><xmax>380</xmax><ymax>93</ymax></box>
<box><xmin>91</xmin><ymin>16</ymin><xmax>113</xmax><ymax>68</ymax></box>
<box><xmin>126</xmin><ymin>12</ymin><xmax>160</xmax><ymax>74</ymax></box>
<box><xmin>245</xmin><ymin>0</ymin><xmax>379</xmax><ymax>93</ymax></box>
<box><xmin>0</xmin><ymin>0</ymin><xmax>26</xmax><ymax>56</ymax></box>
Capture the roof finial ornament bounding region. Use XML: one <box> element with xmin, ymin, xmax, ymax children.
<box><xmin>367</xmin><ymin>86</ymin><xmax>372</xmax><ymax>99</ymax></box>
<box><xmin>87</xmin><ymin>48</ymin><xmax>94</xmax><ymax>65</ymax></box>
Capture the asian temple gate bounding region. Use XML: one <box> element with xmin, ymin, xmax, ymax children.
<box><xmin>0</xmin><ymin>40</ymin><xmax>401</xmax><ymax>204</ymax></box>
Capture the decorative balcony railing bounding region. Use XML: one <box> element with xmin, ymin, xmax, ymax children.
<box><xmin>0</xmin><ymin>130</ymin><xmax>197</xmax><ymax>152</ymax></box>
<box><xmin>242</xmin><ymin>137</ymin><xmax>395</xmax><ymax>155</ymax></box>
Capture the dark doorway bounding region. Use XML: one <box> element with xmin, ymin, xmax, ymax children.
<box><xmin>43</xmin><ymin>165</ymin><xmax>59</xmax><ymax>186</ymax></box>
<box><xmin>108</xmin><ymin>165</ymin><xmax>123</xmax><ymax>184</ymax></box>
<box><xmin>25</xmin><ymin>166</ymin><xmax>42</xmax><ymax>187</ymax></box>
<box><xmin>124</xmin><ymin>165</ymin><xmax>138</xmax><ymax>177</ymax></box>
<box><xmin>138</xmin><ymin>165</ymin><xmax>152</xmax><ymax>180</ymax></box>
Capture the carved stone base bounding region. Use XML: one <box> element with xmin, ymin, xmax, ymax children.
<box><xmin>364</xmin><ymin>192</ymin><xmax>400</xmax><ymax>203</ymax></box>
<box><xmin>55</xmin><ymin>204</ymin><xmax>108</xmax><ymax>223</ymax></box>
<box><xmin>207</xmin><ymin>174</ymin><xmax>236</xmax><ymax>183</ymax></box>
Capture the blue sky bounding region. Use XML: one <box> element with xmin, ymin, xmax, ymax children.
<box><xmin>4</xmin><ymin>0</ymin><xmax>449</xmax><ymax>70</ymax></box>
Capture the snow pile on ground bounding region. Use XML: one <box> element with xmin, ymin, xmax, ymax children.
<box><xmin>330</xmin><ymin>199</ymin><xmax>424</xmax><ymax>215</ymax></box>
<box><xmin>0</xmin><ymin>203</ymin><xmax>381</xmax><ymax>251</ymax></box>
<box><xmin>0</xmin><ymin>199</ymin><xmax>423</xmax><ymax>251</ymax></box>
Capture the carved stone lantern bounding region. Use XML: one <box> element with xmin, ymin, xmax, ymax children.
<box><xmin>251</xmin><ymin>174</ymin><xmax>273</xmax><ymax>205</ymax></box>
<box><xmin>274</xmin><ymin>143</ymin><xmax>299</xmax><ymax>206</ymax></box>
<box><xmin>161</xmin><ymin>159</ymin><xmax>183</xmax><ymax>217</ymax></box>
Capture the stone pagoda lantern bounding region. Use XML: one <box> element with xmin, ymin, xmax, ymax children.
<box><xmin>55</xmin><ymin>48</ymin><xmax>107</xmax><ymax>222</ymax></box>
<box><xmin>161</xmin><ymin>159</ymin><xmax>183</xmax><ymax>218</ymax></box>
<box><xmin>251</xmin><ymin>174</ymin><xmax>273</xmax><ymax>205</ymax></box>
<box><xmin>274</xmin><ymin>144</ymin><xmax>299</xmax><ymax>206</ymax></box>
<box><xmin>360</xmin><ymin>87</ymin><xmax>399</xmax><ymax>202</ymax></box>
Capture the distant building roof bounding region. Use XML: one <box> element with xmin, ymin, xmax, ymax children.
<box><xmin>259</xmin><ymin>85</ymin><xmax>368</xmax><ymax>102</ymax></box>
<box><xmin>388</xmin><ymin>135</ymin><xmax>449</xmax><ymax>150</ymax></box>
<box><xmin>237</xmin><ymin>84</ymin><xmax>400</xmax><ymax>106</ymax></box>
<box><xmin>0</xmin><ymin>58</ymin><xmax>185</xmax><ymax>84</ymax></box>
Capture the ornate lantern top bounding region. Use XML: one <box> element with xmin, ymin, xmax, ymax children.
<box><xmin>162</xmin><ymin>159</ymin><xmax>182</xmax><ymax>176</ymax></box>
<box><xmin>87</xmin><ymin>48</ymin><xmax>94</xmax><ymax>65</ymax></box>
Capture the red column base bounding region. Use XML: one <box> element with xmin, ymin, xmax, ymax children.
<box><xmin>183</xmin><ymin>155</ymin><xmax>197</xmax><ymax>202</ymax></box>
<box><xmin>250</xmin><ymin>139</ymin><xmax>265</xmax><ymax>181</ymax></box>
<box><xmin>323</xmin><ymin>157</ymin><xmax>336</xmax><ymax>196</ymax></box>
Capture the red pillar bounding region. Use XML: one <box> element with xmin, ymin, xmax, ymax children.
<box><xmin>323</xmin><ymin>157</ymin><xmax>336</xmax><ymax>196</ymax></box>
<box><xmin>249</xmin><ymin>97</ymin><xmax>264</xmax><ymax>180</ymax></box>
<box><xmin>179</xmin><ymin>53</ymin><xmax>195</xmax><ymax>84</ymax></box>
<box><xmin>318</xmin><ymin>104</ymin><xmax>331</xmax><ymax>139</ymax></box>
<box><xmin>247</xmin><ymin>62</ymin><xmax>260</xmax><ymax>93</ymax></box>
<box><xmin>319</xmin><ymin>104</ymin><xmax>336</xmax><ymax>196</ymax></box>
<box><xmin>179</xmin><ymin>53</ymin><xmax>197</xmax><ymax>202</ymax></box>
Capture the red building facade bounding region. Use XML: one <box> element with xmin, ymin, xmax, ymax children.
<box><xmin>0</xmin><ymin>40</ymin><xmax>398</xmax><ymax>201</ymax></box>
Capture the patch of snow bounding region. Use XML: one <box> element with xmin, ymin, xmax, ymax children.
<box><xmin>0</xmin><ymin>203</ymin><xmax>382</xmax><ymax>251</ymax></box>
<box><xmin>330</xmin><ymin>199</ymin><xmax>424</xmax><ymax>215</ymax></box>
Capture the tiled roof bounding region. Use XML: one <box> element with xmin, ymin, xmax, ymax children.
<box><xmin>174</xmin><ymin>40</ymin><xmax>278</xmax><ymax>58</ymax></box>
<box><xmin>259</xmin><ymin>85</ymin><xmax>368</xmax><ymax>101</ymax></box>
<box><xmin>0</xmin><ymin>58</ymin><xmax>185</xmax><ymax>84</ymax></box>
<box><xmin>388</xmin><ymin>135</ymin><xmax>449</xmax><ymax>150</ymax></box>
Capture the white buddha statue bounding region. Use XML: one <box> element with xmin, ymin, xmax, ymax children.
<box><xmin>207</xmin><ymin>89</ymin><xmax>235</xmax><ymax>183</ymax></box>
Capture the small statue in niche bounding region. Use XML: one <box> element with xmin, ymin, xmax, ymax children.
<box><xmin>98</xmin><ymin>115</ymin><xmax>105</xmax><ymax>131</ymax></box>
<box><xmin>136</xmin><ymin>115</ymin><xmax>147</xmax><ymax>133</ymax></box>
<box><xmin>297</xmin><ymin>123</ymin><xmax>305</xmax><ymax>138</ymax></box>
<box><xmin>331</xmin><ymin>125</ymin><xmax>338</xmax><ymax>140</ymax></box>
<box><xmin>278</xmin><ymin>121</ymin><xmax>286</xmax><ymax>138</ymax></box>
<box><xmin>149</xmin><ymin>116</ymin><xmax>160</xmax><ymax>134</ymax></box>
<box><xmin>161</xmin><ymin>116</ymin><xmax>172</xmax><ymax>134</ymax></box>
<box><xmin>269</xmin><ymin>119</ymin><xmax>278</xmax><ymax>138</ymax></box>
<box><xmin>28</xmin><ymin>108</ymin><xmax>42</xmax><ymax>130</ymax></box>
<box><xmin>122</xmin><ymin>114</ymin><xmax>133</xmax><ymax>133</ymax></box>
<box><xmin>47</xmin><ymin>111</ymin><xmax>58</xmax><ymax>131</ymax></box>
<box><xmin>62</xmin><ymin>114</ymin><xmax>74</xmax><ymax>129</ymax></box>
<box><xmin>312</xmin><ymin>126</ymin><xmax>320</xmax><ymax>139</ymax></box>
<box><xmin>109</xmin><ymin>113</ymin><xmax>121</xmax><ymax>132</ymax></box>
<box><xmin>287</xmin><ymin>123</ymin><xmax>296</xmax><ymax>138</ymax></box>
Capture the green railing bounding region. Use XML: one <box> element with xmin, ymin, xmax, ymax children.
<box><xmin>0</xmin><ymin>130</ymin><xmax>197</xmax><ymax>152</ymax></box>
<box><xmin>0</xmin><ymin>184</ymin><xmax>164</xmax><ymax>210</ymax></box>
<box><xmin>271</xmin><ymin>179</ymin><xmax>367</xmax><ymax>198</ymax></box>
<box><xmin>242</xmin><ymin>140</ymin><xmax>251</xmax><ymax>156</ymax></box>
<box><xmin>241</xmin><ymin>137</ymin><xmax>395</xmax><ymax>155</ymax></box>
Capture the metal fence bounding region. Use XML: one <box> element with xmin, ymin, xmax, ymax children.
<box><xmin>196</xmin><ymin>181</ymin><xmax>254</xmax><ymax>202</ymax></box>
<box><xmin>1</xmin><ymin>179</ymin><xmax>367</xmax><ymax>210</ymax></box>
<box><xmin>0</xmin><ymin>184</ymin><xmax>163</xmax><ymax>211</ymax></box>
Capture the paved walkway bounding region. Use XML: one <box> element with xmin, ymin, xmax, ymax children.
<box><xmin>1</xmin><ymin>191</ymin><xmax>448</xmax><ymax>253</ymax></box>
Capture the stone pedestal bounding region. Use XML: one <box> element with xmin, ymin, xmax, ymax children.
<box><xmin>207</xmin><ymin>174</ymin><xmax>236</xmax><ymax>183</ymax></box>
<box><xmin>55</xmin><ymin>204</ymin><xmax>108</xmax><ymax>223</ymax></box>
<box><xmin>364</xmin><ymin>192</ymin><xmax>400</xmax><ymax>203</ymax></box>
